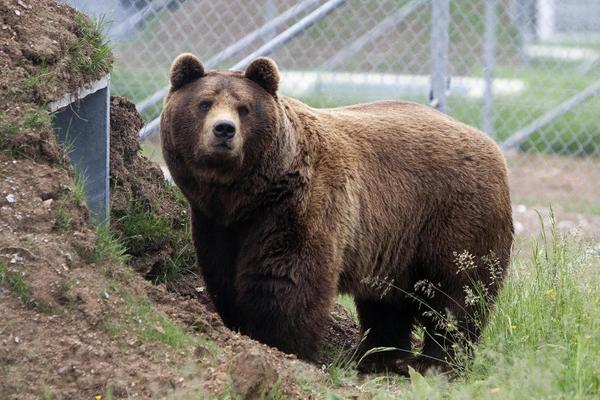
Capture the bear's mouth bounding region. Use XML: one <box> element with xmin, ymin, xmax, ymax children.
<box><xmin>212</xmin><ymin>141</ymin><xmax>233</xmax><ymax>151</ymax></box>
<box><xmin>213</xmin><ymin>142</ymin><xmax>232</xmax><ymax>150</ymax></box>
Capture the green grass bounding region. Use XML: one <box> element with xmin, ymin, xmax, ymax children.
<box><xmin>458</xmin><ymin>229</ymin><xmax>600</xmax><ymax>397</ymax></box>
<box><xmin>116</xmin><ymin>198</ymin><xmax>196</xmax><ymax>286</ymax></box>
<box><xmin>448</xmin><ymin>61</ymin><xmax>600</xmax><ymax>156</ymax></box>
<box><xmin>0</xmin><ymin>112</ymin><xmax>20</xmax><ymax>149</ymax></box>
<box><xmin>42</xmin><ymin>386</ymin><xmax>53</xmax><ymax>400</ymax></box>
<box><xmin>260</xmin><ymin>380</ymin><xmax>286</xmax><ymax>400</ymax></box>
<box><xmin>558</xmin><ymin>201</ymin><xmax>600</xmax><ymax>217</ymax></box>
<box><xmin>104</xmin><ymin>320</ymin><xmax>125</xmax><ymax>337</ymax></box>
<box><xmin>336</xmin><ymin>294</ymin><xmax>358</xmax><ymax>323</ymax></box>
<box><xmin>21</xmin><ymin>65</ymin><xmax>54</xmax><ymax>100</ymax></box>
<box><xmin>0</xmin><ymin>261</ymin><xmax>30</xmax><ymax>304</ymax></box>
<box><xmin>513</xmin><ymin>196</ymin><xmax>600</xmax><ymax>217</ymax></box>
<box><xmin>52</xmin><ymin>170</ymin><xmax>87</xmax><ymax>233</ymax></box>
<box><xmin>23</xmin><ymin>107</ymin><xmax>51</xmax><ymax>130</ymax></box>
<box><xmin>325</xmin><ymin>224</ymin><xmax>600</xmax><ymax>398</ymax></box>
<box><xmin>1</xmin><ymin>106</ymin><xmax>54</xmax><ymax>157</ymax></box>
<box><xmin>53</xmin><ymin>204</ymin><xmax>73</xmax><ymax>232</ymax></box>
<box><xmin>123</xmin><ymin>293</ymin><xmax>198</xmax><ymax>349</ymax></box>
<box><xmin>72</xmin><ymin>168</ymin><xmax>88</xmax><ymax>207</ymax></box>
<box><xmin>117</xmin><ymin>201</ymin><xmax>172</xmax><ymax>254</ymax></box>
<box><xmin>94</xmin><ymin>223</ymin><xmax>130</xmax><ymax>265</ymax></box>
<box><xmin>69</xmin><ymin>14</ymin><xmax>112</xmax><ymax>78</ymax></box>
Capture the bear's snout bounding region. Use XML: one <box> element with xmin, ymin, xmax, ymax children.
<box><xmin>213</xmin><ymin>120</ymin><xmax>236</xmax><ymax>140</ymax></box>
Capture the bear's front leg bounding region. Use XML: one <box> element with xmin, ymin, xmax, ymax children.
<box><xmin>234</xmin><ymin>233</ymin><xmax>338</xmax><ymax>360</ymax></box>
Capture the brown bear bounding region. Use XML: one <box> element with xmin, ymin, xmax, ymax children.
<box><xmin>160</xmin><ymin>53</ymin><xmax>513</xmax><ymax>373</ymax></box>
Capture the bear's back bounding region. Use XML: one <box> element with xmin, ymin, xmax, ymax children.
<box><xmin>290</xmin><ymin>99</ymin><xmax>512</xmax><ymax>296</ymax></box>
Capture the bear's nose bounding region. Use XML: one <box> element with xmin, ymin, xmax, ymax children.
<box><xmin>212</xmin><ymin>120</ymin><xmax>236</xmax><ymax>140</ymax></box>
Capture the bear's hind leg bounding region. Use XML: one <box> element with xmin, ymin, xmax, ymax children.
<box><xmin>415</xmin><ymin>294</ymin><xmax>480</xmax><ymax>375</ymax></box>
<box><xmin>354</xmin><ymin>299</ymin><xmax>415</xmax><ymax>374</ymax></box>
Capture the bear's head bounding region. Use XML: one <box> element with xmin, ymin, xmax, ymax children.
<box><xmin>160</xmin><ymin>53</ymin><xmax>290</xmax><ymax>185</ymax></box>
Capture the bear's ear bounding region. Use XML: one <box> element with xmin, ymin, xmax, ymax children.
<box><xmin>169</xmin><ymin>53</ymin><xmax>205</xmax><ymax>91</ymax></box>
<box><xmin>244</xmin><ymin>57</ymin><xmax>279</xmax><ymax>96</ymax></box>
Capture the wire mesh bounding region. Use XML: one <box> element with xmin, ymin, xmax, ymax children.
<box><xmin>64</xmin><ymin>0</ymin><xmax>600</xmax><ymax>235</ymax></box>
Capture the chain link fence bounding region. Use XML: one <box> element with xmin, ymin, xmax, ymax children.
<box><xmin>66</xmin><ymin>0</ymin><xmax>600</xmax><ymax>236</ymax></box>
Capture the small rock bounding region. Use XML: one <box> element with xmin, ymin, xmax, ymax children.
<box><xmin>230</xmin><ymin>348</ymin><xmax>278</xmax><ymax>400</ymax></box>
<box><xmin>195</xmin><ymin>286</ymin><xmax>205</xmax><ymax>293</ymax></box>
<box><xmin>14</xmin><ymin>9</ymin><xmax>21</xmax><ymax>16</ymax></box>
<box><xmin>14</xmin><ymin>336</ymin><xmax>20</xmax><ymax>344</ymax></box>
<box><xmin>193</xmin><ymin>344</ymin><xmax>209</xmax><ymax>358</ymax></box>
<box><xmin>5</xmin><ymin>194</ymin><xmax>15</xmax><ymax>203</ymax></box>
<box><xmin>10</xmin><ymin>253</ymin><xmax>23</xmax><ymax>264</ymax></box>
<box><xmin>42</xmin><ymin>198</ymin><xmax>53</xmax><ymax>208</ymax></box>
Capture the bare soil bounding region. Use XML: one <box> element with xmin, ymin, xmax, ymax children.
<box><xmin>507</xmin><ymin>152</ymin><xmax>600</xmax><ymax>256</ymax></box>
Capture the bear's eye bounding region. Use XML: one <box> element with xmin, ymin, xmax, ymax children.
<box><xmin>238</xmin><ymin>105</ymin><xmax>250</xmax><ymax>117</ymax></box>
<box><xmin>199</xmin><ymin>101</ymin><xmax>212</xmax><ymax>111</ymax></box>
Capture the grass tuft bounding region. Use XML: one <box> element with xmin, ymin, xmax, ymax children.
<box><xmin>124</xmin><ymin>294</ymin><xmax>193</xmax><ymax>349</ymax></box>
<box><xmin>53</xmin><ymin>204</ymin><xmax>73</xmax><ymax>232</ymax></box>
<box><xmin>69</xmin><ymin>14</ymin><xmax>112</xmax><ymax>78</ymax></box>
<box><xmin>336</xmin><ymin>294</ymin><xmax>358</xmax><ymax>322</ymax></box>
<box><xmin>21</xmin><ymin>65</ymin><xmax>54</xmax><ymax>100</ymax></box>
<box><xmin>23</xmin><ymin>107</ymin><xmax>52</xmax><ymax>130</ymax></box>
<box><xmin>0</xmin><ymin>261</ymin><xmax>30</xmax><ymax>304</ymax></box>
<box><xmin>72</xmin><ymin>168</ymin><xmax>88</xmax><ymax>207</ymax></box>
<box><xmin>118</xmin><ymin>202</ymin><xmax>171</xmax><ymax>254</ymax></box>
<box><xmin>94</xmin><ymin>224</ymin><xmax>130</xmax><ymax>265</ymax></box>
<box><xmin>116</xmin><ymin>200</ymin><xmax>196</xmax><ymax>286</ymax></box>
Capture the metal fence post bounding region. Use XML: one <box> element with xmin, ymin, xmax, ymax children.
<box><xmin>430</xmin><ymin>0</ymin><xmax>450</xmax><ymax>113</ymax></box>
<box><xmin>483</xmin><ymin>0</ymin><xmax>497</xmax><ymax>138</ymax></box>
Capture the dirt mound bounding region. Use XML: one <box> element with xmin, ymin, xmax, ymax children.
<box><xmin>0</xmin><ymin>150</ymin><xmax>186</xmax><ymax>398</ymax></box>
<box><xmin>1</xmin><ymin>0</ymin><xmax>112</xmax><ymax>164</ymax></box>
<box><xmin>109</xmin><ymin>96</ymin><xmax>196</xmax><ymax>285</ymax></box>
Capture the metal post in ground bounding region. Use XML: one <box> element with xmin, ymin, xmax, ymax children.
<box><xmin>483</xmin><ymin>0</ymin><xmax>497</xmax><ymax>138</ymax></box>
<box><xmin>430</xmin><ymin>0</ymin><xmax>450</xmax><ymax>113</ymax></box>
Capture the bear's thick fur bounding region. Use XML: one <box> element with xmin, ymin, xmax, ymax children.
<box><xmin>160</xmin><ymin>54</ymin><xmax>513</xmax><ymax>373</ymax></box>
